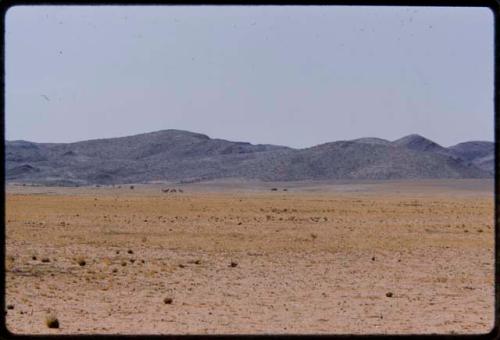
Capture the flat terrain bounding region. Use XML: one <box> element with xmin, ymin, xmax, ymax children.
<box><xmin>5</xmin><ymin>179</ymin><xmax>494</xmax><ymax>334</ymax></box>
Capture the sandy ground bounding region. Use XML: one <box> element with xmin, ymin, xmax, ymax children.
<box><xmin>5</xmin><ymin>179</ymin><xmax>495</xmax><ymax>334</ymax></box>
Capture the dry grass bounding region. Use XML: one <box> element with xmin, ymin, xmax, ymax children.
<box><xmin>5</xmin><ymin>180</ymin><xmax>494</xmax><ymax>334</ymax></box>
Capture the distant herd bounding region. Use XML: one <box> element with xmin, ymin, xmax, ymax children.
<box><xmin>161</xmin><ymin>188</ymin><xmax>184</xmax><ymax>193</ymax></box>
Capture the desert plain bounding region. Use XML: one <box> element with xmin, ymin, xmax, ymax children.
<box><xmin>5</xmin><ymin>179</ymin><xmax>495</xmax><ymax>334</ymax></box>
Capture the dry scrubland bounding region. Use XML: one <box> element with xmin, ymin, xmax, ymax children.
<box><xmin>5</xmin><ymin>179</ymin><xmax>494</xmax><ymax>334</ymax></box>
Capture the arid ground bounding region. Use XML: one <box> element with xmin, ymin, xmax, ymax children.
<box><xmin>5</xmin><ymin>179</ymin><xmax>494</xmax><ymax>334</ymax></box>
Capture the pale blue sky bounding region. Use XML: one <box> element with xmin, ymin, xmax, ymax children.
<box><xmin>5</xmin><ymin>6</ymin><xmax>494</xmax><ymax>148</ymax></box>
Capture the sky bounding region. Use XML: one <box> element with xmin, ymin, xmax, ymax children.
<box><xmin>5</xmin><ymin>5</ymin><xmax>494</xmax><ymax>148</ymax></box>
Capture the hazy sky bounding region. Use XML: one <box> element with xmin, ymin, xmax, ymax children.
<box><xmin>6</xmin><ymin>6</ymin><xmax>494</xmax><ymax>148</ymax></box>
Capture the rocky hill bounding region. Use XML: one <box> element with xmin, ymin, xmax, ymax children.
<box><xmin>5</xmin><ymin>130</ymin><xmax>494</xmax><ymax>186</ymax></box>
<box><xmin>448</xmin><ymin>141</ymin><xmax>495</xmax><ymax>173</ymax></box>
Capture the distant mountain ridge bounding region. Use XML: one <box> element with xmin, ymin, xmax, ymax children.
<box><xmin>5</xmin><ymin>129</ymin><xmax>494</xmax><ymax>186</ymax></box>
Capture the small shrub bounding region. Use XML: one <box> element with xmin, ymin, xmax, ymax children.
<box><xmin>230</xmin><ymin>261</ymin><xmax>238</xmax><ymax>268</ymax></box>
<box><xmin>163</xmin><ymin>297</ymin><xmax>173</xmax><ymax>304</ymax></box>
<box><xmin>41</xmin><ymin>258</ymin><xmax>50</xmax><ymax>263</ymax></box>
<box><xmin>45</xmin><ymin>314</ymin><xmax>59</xmax><ymax>328</ymax></box>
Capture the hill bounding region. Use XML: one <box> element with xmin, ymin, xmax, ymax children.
<box><xmin>448</xmin><ymin>141</ymin><xmax>495</xmax><ymax>173</ymax></box>
<box><xmin>5</xmin><ymin>130</ymin><xmax>493</xmax><ymax>185</ymax></box>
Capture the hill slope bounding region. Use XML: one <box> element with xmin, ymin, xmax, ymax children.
<box><xmin>448</xmin><ymin>141</ymin><xmax>495</xmax><ymax>173</ymax></box>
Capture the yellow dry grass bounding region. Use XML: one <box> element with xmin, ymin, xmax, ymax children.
<box><xmin>5</xmin><ymin>180</ymin><xmax>494</xmax><ymax>334</ymax></box>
